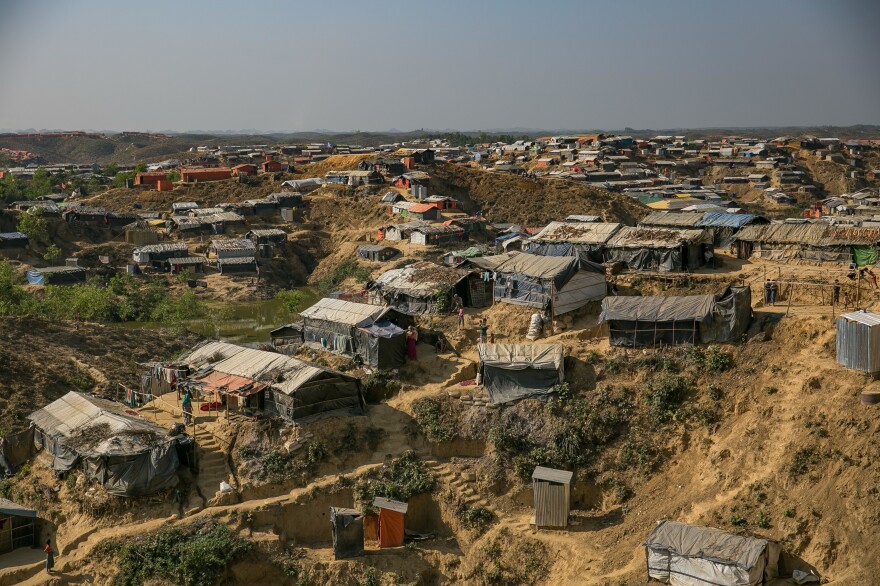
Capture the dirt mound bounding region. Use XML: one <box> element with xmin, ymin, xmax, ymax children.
<box><xmin>292</xmin><ymin>154</ymin><xmax>375</xmax><ymax>178</ymax></box>
<box><xmin>0</xmin><ymin>317</ymin><xmax>198</xmax><ymax>433</ymax></box>
<box><xmin>428</xmin><ymin>163</ymin><xmax>648</xmax><ymax>226</ymax></box>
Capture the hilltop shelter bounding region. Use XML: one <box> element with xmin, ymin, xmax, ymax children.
<box><xmin>836</xmin><ymin>310</ymin><xmax>880</xmax><ymax>373</ymax></box>
<box><xmin>28</xmin><ymin>392</ymin><xmax>188</xmax><ymax>497</ymax></box>
<box><xmin>370</xmin><ymin>261</ymin><xmax>487</xmax><ymax>314</ymax></box>
<box><xmin>477</xmin><ymin>343</ymin><xmax>565</xmax><ymax>404</ymax></box>
<box><xmin>644</xmin><ymin>520</ymin><xmax>781</xmax><ymax>585</ymax></box>
<box><xmin>357</xmin><ymin>244</ymin><xmax>399</xmax><ymax>263</ymax></box>
<box><xmin>599</xmin><ymin>286</ymin><xmax>752</xmax><ymax>347</ymax></box>
<box><xmin>162</xmin><ymin>256</ymin><xmax>206</xmax><ymax>274</ymax></box>
<box><xmin>410</xmin><ymin>224</ymin><xmax>466</xmax><ymax>247</ymax></box>
<box><xmin>733</xmin><ymin>223</ymin><xmax>880</xmax><ymax>264</ymax></box>
<box><xmin>0</xmin><ymin>498</ymin><xmax>36</xmax><ymax>554</ymax></box>
<box><xmin>207</xmin><ymin>238</ymin><xmax>256</xmax><ymax>259</ymax></box>
<box><xmin>383</xmin><ymin>221</ymin><xmax>427</xmax><ymax>241</ymax></box>
<box><xmin>526</xmin><ymin>221</ymin><xmax>622</xmax><ymax>263</ymax></box>
<box><xmin>605</xmin><ymin>227</ymin><xmax>713</xmax><ymax>272</ymax></box>
<box><xmin>246</xmin><ymin>229</ymin><xmax>287</xmax><ymax>245</ymax></box>
<box><xmin>25</xmin><ymin>266</ymin><xmax>87</xmax><ymax>286</ymax></box>
<box><xmin>216</xmin><ymin>256</ymin><xmax>258</xmax><ymax>274</ymax></box>
<box><xmin>373</xmin><ymin>497</ymin><xmax>407</xmax><ymax>548</ymax></box>
<box><xmin>181</xmin><ymin>341</ymin><xmax>365</xmax><ymax>422</ymax></box>
<box><xmin>532</xmin><ymin>467</ymin><xmax>573</xmax><ymax>529</ymax></box>
<box><xmin>0</xmin><ymin>232</ymin><xmax>29</xmax><ymax>250</ymax></box>
<box><xmin>132</xmin><ymin>242</ymin><xmax>188</xmax><ymax>263</ymax></box>
<box><xmin>470</xmin><ymin>252</ymin><xmax>606</xmax><ymax>315</ymax></box>
<box><xmin>300</xmin><ymin>298</ymin><xmax>406</xmax><ymax>369</ymax></box>
<box><xmin>330</xmin><ymin>507</ymin><xmax>364</xmax><ymax>560</ymax></box>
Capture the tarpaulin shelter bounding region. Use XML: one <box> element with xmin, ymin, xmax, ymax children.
<box><xmin>0</xmin><ymin>232</ymin><xmax>29</xmax><ymax>249</ymax></box>
<box><xmin>605</xmin><ymin>227</ymin><xmax>713</xmax><ymax>272</ymax></box>
<box><xmin>330</xmin><ymin>507</ymin><xmax>365</xmax><ymax>559</ymax></box>
<box><xmin>532</xmin><ymin>467</ymin><xmax>573</xmax><ymax>529</ymax></box>
<box><xmin>526</xmin><ymin>221</ymin><xmax>622</xmax><ymax>263</ymax></box>
<box><xmin>370</xmin><ymin>261</ymin><xmax>484</xmax><ymax>314</ymax></box>
<box><xmin>373</xmin><ymin>497</ymin><xmax>407</xmax><ymax>548</ymax></box>
<box><xmin>836</xmin><ymin>310</ymin><xmax>880</xmax><ymax>373</ymax></box>
<box><xmin>644</xmin><ymin>520</ymin><xmax>780</xmax><ymax>585</ymax></box>
<box><xmin>599</xmin><ymin>287</ymin><xmax>752</xmax><ymax>347</ymax></box>
<box><xmin>181</xmin><ymin>341</ymin><xmax>365</xmax><ymax>423</ymax></box>
<box><xmin>473</xmin><ymin>252</ymin><xmax>606</xmax><ymax>315</ymax></box>
<box><xmin>695</xmin><ymin>213</ymin><xmax>768</xmax><ymax>247</ymax></box>
<box><xmin>477</xmin><ymin>343</ymin><xmax>565</xmax><ymax>404</ymax></box>
<box><xmin>301</xmin><ymin>298</ymin><xmax>405</xmax><ymax>369</ymax></box>
<box><xmin>357</xmin><ymin>244</ymin><xmax>399</xmax><ymax>262</ymax></box>
<box><xmin>0</xmin><ymin>427</ymin><xmax>35</xmax><ymax>475</ymax></box>
<box><xmin>25</xmin><ymin>266</ymin><xmax>86</xmax><ymax>286</ymax></box>
<box><xmin>28</xmin><ymin>392</ymin><xmax>187</xmax><ymax>497</ymax></box>
<box><xmin>0</xmin><ymin>498</ymin><xmax>36</xmax><ymax>554</ymax></box>
<box><xmin>132</xmin><ymin>242</ymin><xmax>188</xmax><ymax>263</ymax></box>
<box><xmin>733</xmin><ymin>222</ymin><xmax>880</xmax><ymax>264</ymax></box>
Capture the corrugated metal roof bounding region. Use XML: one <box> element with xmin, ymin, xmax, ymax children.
<box><xmin>529</xmin><ymin>221</ymin><xmax>622</xmax><ymax>244</ymax></box>
<box><xmin>210</xmin><ymin>239</ymin><xmax>256</xmax><ymax>251</ymax></box>
<box><xmin>532</xmin><ymin>466</ymin><xmax>573</xmax><ymax>484</ymax></box>
<box><xmin>408</xmin><ymin>203</ymin><xmax>439</xmax><ymax>213</ymax></box>
<box><xmin>373</xmin><ymin>497</ymin><xmax>408</xmax><ymax>513</ymax></box>
<box><xmin>301</xmin><ymin>298</ymin><xmax>388</xmax><ymax>326</ymax></box>
<box><xmin>839</xmin><ymin>310</ymin><xmax>880</xmax><ymax>327</ymax></box>
<box><xmin>373</xmin><ymin>261</ymin><xmax>471</xmax><ymax>296</ymax></box>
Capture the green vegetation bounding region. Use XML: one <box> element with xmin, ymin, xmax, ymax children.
<box><xmin>686</xmin><ymin>345</ymin><xmax>733</xmax><ymax>372</ymax></box>
<box><xmin>789</xmin><ymin>447</ymin><xmax>819</xmax><ymax>478</ymax></box>
<box><xmin>316</xmin><ymin>259</ymin><xmax>371</xmax><ymax>295</ymax></box>
<box><xmin>275</xmin><ymin>288</ymin><xmax>305</xmax><ymax>314</ymax></box>
<box><xmin>0</xmin><ymin>265</ymin><xmax>206</xmax><ymax>326</ymax></box>
<box><xmin>95</xmin><ymin>520</ymin><xmax>252</xmax><ymax>586</ymax></box>
<box><xmin>755</xmin><ymin>510</ymin><xmax>771</xmax><ymax>529</ymax></box>
<box><xmin>783</xmin><ymin>508</ymin><xmax>796</xmax><ymax>518</ymax></box>
<box><xmin>361</xmin><ymin>371</ymin><xmax>401</xmax><ymax>401</ymax></box>
<box><xmin>335</xmin><ymin>423</ymin><xmax>385</xmax><ymax>455</ymax></box>
<box><xmin>354</xmin><ymin>450</ymin><xmax>435</xmax><ymax>506</ymax></box>
<box><xmin>42</xmin><ymin>244</ymin><xmax>61</xmax><ymax>263</ymax></box>
<box><xmin>258</xmin><ymin>441</ymin><xmax>326</xmax><ymax>484</ymax></box>
<box><xmin>455</xmin><ymin>501</ymin><xmax>494</xmax><ymax>533</ymax></box>
<box><xmin>729</xmin><ymin>514</ymin><xmax>746</xmax><ymax>527</ymax></box>
<box><xmin>412</xmin><ymin>397</ymin><xmax>458</xmax><ymax>442</ymax></box>
<box><xmin>473</xmin><ymin>527</ymin><xmax>549</xmax><ymax>586</ymax></box>
<box><xmin>16</xmin><ymin>208</ymin><xmax>49</xmax><ymax>241</ymax></box>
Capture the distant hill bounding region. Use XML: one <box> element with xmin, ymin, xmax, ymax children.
<box><xmin>2</xmin><ymin>125</ymin><xmax>879</xmax><ymax>166</ymax></box>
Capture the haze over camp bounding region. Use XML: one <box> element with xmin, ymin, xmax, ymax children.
<box><xmin>1</xmin><ymin>1</ymin><xmax>880</xmax><ymax>585</ymax></box>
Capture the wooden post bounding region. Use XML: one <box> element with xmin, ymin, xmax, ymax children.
<box><xmin>786</xmin><ymin>280</ymin><xmax>793</xmax><ymax>316</ymax></box>
<box><xmin>857</xmin><ymin>269</ymin><xmax>862</xmax><ymax>308</ymax></box>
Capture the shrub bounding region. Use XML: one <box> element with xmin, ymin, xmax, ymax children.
<box><xmin>259</xmin><ymin>441</ymin><xmax>326</xmax><ymax>483</ymax></box>
<box><xmin>412</xmin><ymin>397</ymin><xmax>457</xmax><ymax>442</ymax></box>
<box><xmin>704</xmin><ymin>346</ymin><xmax>732</xmax><ymax>372</ymax></box>
<box><xmin>275</xmin><ymin>288</ymin><xmax>305</xmax><ymax>314</ymax></box>
<box><xmin>317</xmin><ymin>259</ymin><xmax>371</xmax><ymax>294</ymax></box>
<box><xmin>646</xmin><ymin>373</ymin><xmax>691</xmax><ymax>421</ymax></box>
<box><xmin>17</xmin><ymin>208</ymin><xmax>48</xmax><ymax>241</ymax></box>
<box><xmin>755</xmin><ymin>511</ymin><xmax>771</xmax><ymax>529</ymax></box>
<box><xmin>362</xmin><ymin>371</ymin><xmax>401</xmax><ymax>402</ymax></box>
<box><xmin>354</xmin><ymin>450</ymin><xmax>435</xmax><ymax>505</ymax></box>
<box><xmin>783</xmin><ymin>508</ymin><xmax>796</xmax><ymax>518</ymax></box>
<box><xmin>789</xmin><ymin>447</ymin><xmax>819</xmax><ymax>479</ymax></box>
<box><xmin>97</xmin><ymin>520</ymin><xmax>252</xmax><ymax>586</ymax></box>
<box><xmin>728</xmin><ymin>514</ymin><xmax>746</xmax><ymax>527</ymax></box>
<box><xmin>455</xmin><ymin>501</ymin><xmax>494</xmax><ymax>533</ymax></box>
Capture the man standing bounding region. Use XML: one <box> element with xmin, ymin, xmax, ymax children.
<box><xmin>182</xmin><ymin>390</ymin><xmax>193</xmax><ymax>426</ymax></box>
<box><xmin>832</xmin><ymin>279</ymin><xmax>841</xmax><ymax>306</ymax></box>
<box><xmin>768</xmin><ymin>281</ymin><xmax>778</xmax><ymax>305</ymax></box>
<box><xmin>452</xmin><ymin>293</ymin><xmax>463</xmax><ymax>311</ymax></box>
<box><xmin>457</xmin><ymin>305</ymin><xmax>465</xmax><ymax>330</ymax></box>
<box><xmin>479</xmin><ymin>317</ymin><xmax>488</xmax><ymax>344</ymax></box>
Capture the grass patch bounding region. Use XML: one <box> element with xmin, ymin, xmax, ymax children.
<box><xmin>354</xmin><ymin>450</ymin><xmax>435</xmax><ymax>506</ymax></box>
<box><xmin>412</xmin><ymin>397</ymin><xmax>458</xmax><ymax>443</ymax></box>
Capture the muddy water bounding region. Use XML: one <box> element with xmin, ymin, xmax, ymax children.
<box><xmin>117</xmin><ymin>288</ymin><xmax>319</xmax><ymax>345</ymax></box>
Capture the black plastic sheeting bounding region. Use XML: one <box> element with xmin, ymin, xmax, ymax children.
<box><xmin>605</xmin><ymin>244</ymin><xmax>706</xmax><ymax>272</ymax></box>
<box><xmin>331</xmin><ymin>507</ymin><xmax>365</xmax><ymax>559</ymax></box>
<box><xmin>526</xmin><ymin>241</ymin><xmax>605</xmax><ymax>263</ymax></box>
<box><xmin>604</xmin><ymin>287</ymin><xmax>752</xmax><ymax>347</ymax></box>
<box><xmin>355</xmin><ymin>322</ymin><xmax>406</xmax><ymax>370</ymax></box>
<box><xmin>482</xmin><ymin>365</ymin><xmax>562</xmax><ymax>404</ymax></box>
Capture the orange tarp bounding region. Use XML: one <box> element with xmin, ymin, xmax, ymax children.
<box><xmin>378</xmin><ymin>509</ymin><xmax>404</xmax><ymax>548</ymax></box>
<box><xmin>195</xmin><ymin>371</ymin><xmax>264</xmax><ymax>401</ymax></box>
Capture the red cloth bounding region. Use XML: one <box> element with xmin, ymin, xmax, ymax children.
<box><xmin>406</xmin><ymin>337</ymin><xmax>417</xmax><ymax>360</ymax></box>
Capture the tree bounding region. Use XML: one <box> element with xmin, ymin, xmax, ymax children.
<box><xmin>101</xmin><ymin>163</ymin><xmax>119</xmax><ymax>177</ymax></box>
<box><xmin>17</xmin><ymin>208</ymin><xmax>48</xmax><ymax>242</ymax></box>
<box><xmin>43</xmin><ymin>244</ymin><xmax>61</xmax><ymax>264</ymax></box>
<box><xmin>134</xmin><ymin>163</ymin><xmax>147</xmax><ymax>173</ymax></box>
<box><xmin>26</xmin><ymin>168</ymin><xmax>54</xmax><ymax>199</ymax></box>
<box><xmin>275</xmin><ymin>289</ymin><xmax>305</xmax><ymax>315</ymax></box>
<box><xmin>166</xmin><ymin>170</ymin><xmax>180</xmax><ymax>182</ymax></box>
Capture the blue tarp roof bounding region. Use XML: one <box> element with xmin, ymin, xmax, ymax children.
<box><xmin>0</xmin><ymin>231</ymin><xmax>28</xmax><ymax>240</ymax></box>
<box><xmin>695</xmin><ymin>213</ymin><xmax>758</xmax><ymax>229</ymax></box>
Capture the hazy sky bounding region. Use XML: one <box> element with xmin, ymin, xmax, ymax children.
<box><xmin>1</xmin><ymin>0</ymin><xmax>879</xmax><ymax>132</ymax></box>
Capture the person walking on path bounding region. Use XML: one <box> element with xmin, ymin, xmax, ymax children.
<box><xmin>479</xmin><ymin>317</ymin><xmax>488</xmax><ymax>344</ymax></box>
<box><xmin>182</xmin><ymin>390</ymin><xmax>193</xmax><ymax>426</ymax></box>
<box><xmin>406</xmin><ymin>326</ymin><xmax>418</xmax><ymax>361</ymax></box>
<box><xmin>768</xmin><ymin>281</ymin><xmax>778</xmax><ymax>305</ymax></box>
<box><xmin>457</xmin><ymin>305</ymin><xmax>465</xmax><ymax>330</ymax></box>
<box><xmin>45</xmin><ymin>539</ymin><xmax>54</xmax><ymax>573</ymax></box>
